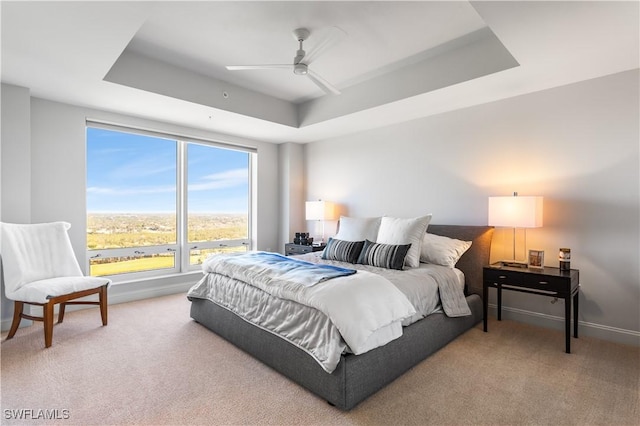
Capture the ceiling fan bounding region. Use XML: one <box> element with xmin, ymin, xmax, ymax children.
<box><xmin>226</xmin><ymin>27</ymin><xmax>345</xmax><ymax>96</ymax></box>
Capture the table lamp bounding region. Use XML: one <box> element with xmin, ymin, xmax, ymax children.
<box><xmin>305</xmin><ymin>200</ymin><xmax>336</xmax><ymax>245</ymax></box>
<box><xmin>488</xmin><ymin>192</ymin><xmax>543</xmax><ymax>268</ymax></box>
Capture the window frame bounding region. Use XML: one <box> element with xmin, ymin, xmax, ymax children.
<box><xmin>86</xmin><ymin>121</ymin><xmax>254</xmax><ymax>282</ymax></box>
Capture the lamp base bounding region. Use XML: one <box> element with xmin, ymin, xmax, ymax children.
<box><xmin>499</xmin><ymin>260</ymin><xmax>529</xmax><ymax>268</ymax></box>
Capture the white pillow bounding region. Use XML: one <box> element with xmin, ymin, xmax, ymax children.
<box><xmin>334</xmin><ymin>216</ymin><xmax>381</xmax><ymax>242</ymax></box>
<box><xmin>420</xmin><ymin>233</ymin><xmax>472</xmax><ymax>268</ymax></box>
<box><xmin>376</xmin><ymin>215</ymin><xmax>432</xmax><ymax>268</ymax></box>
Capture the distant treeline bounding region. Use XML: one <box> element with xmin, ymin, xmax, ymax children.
<box><xmin>87</xmin><ymin>213</ymin><xmax>248</xmax><ymax>250</ymax></box>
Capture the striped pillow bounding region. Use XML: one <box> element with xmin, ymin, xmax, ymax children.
<box><xmin>322</xmin><ymin>238</ymin><xmax>365</xmax><ymax>264</ymax></box>
<box><xmin>357</xmin><ymin>240</ymin><xmax>411</xmax><ymax>270</ymax></box>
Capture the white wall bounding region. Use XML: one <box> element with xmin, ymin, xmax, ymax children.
<box><xmin>278</xmin><ymin>142</ymin><xmax>305</xmax><ymax>251</ymax></box>
<box><xmin>305</xmin><ymin>70</ymin><xmax>640</xmax><ymax>345</ymax></box>
<box><xmin>1</xmin><ymin>84</ymin><xmax>32</xmax><ymax>326</ymax></box>
<box><xmin>1</xmin><ymin>89</ymin><xmax>280</xmax><ymax>329</ymax></box>
<box><xmin>1</xmin><ymin>85</ymin><xmax>31</xmax><ymax>222</ymax></box>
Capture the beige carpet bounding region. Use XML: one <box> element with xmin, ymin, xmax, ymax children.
<box><xmin>1</xmin><ymin>293</ymin><xmax>638</xmax><ymax>425</ymax></box>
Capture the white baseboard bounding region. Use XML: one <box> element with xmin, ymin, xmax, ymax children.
<box><xmin>1</xmin><ymin>317</ymin><xmax>28</xmax><ymax>332</ymax></box>
<box><xmin>488</xmin><ymin>304</ymin><xmax>640</xmax><ymax>347</ymax></box>
<box><xmin>108</xmin><ymin>281</ymin><xmax>193</xmax><ymax>306</ymax></box>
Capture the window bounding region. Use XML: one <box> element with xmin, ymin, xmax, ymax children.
<box><xmin>86</xmin><ymin>124</ymin><xmax>252</xmax><ymax>280</ymax></box>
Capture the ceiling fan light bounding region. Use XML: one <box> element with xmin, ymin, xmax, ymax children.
<box><xmin>293</xmin><ymin>63</ymin><xmax>308</xmax><ymax>75</ymax></box>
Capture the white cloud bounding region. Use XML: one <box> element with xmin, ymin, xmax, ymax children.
<box><xmin>188</xmin><ymin>168</ymin><xmax>248</xmax><ymax>192</ymax></box>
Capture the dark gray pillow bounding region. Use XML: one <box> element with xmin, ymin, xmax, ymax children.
<box><xmin>357</xmin><ymin>240</ymin><xmax>411</xmax><ymax>270</ymax></box>
<box><xmin>322</xmin><ymin>238</ymin><xmax>365</xmax><ymax>264</ymax></box>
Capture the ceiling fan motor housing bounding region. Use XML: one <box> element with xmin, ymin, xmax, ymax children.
<box><xmin>294</xmin><ymin>49</ymin><xmax>306</xmax><ymax>65</ymax></box>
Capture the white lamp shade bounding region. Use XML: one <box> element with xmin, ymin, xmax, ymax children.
<box><xmin>488</xmin><ymin>196</ymin><xmax>543</xmax><ymax>228</ymax></box>
<box><xmin>305</xmin><ymin>201</ymin><xmax>336</xmax><ymax>221</ymax></box>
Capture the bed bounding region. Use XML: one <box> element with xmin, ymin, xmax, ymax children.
<box><xmin>188</xmin><ymin>224</ymin><xmax>493</xmax><ymax>410</ymax></box>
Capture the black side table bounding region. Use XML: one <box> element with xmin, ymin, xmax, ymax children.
<box><xmin>483</xmin><ymin>264</ymin><xmax>580</xmax><ymax>353</ymax></box>
<box><xmin>285</xmin><ymin>243</ymin><xmax>326</xmax><ymax>256</ymax></box>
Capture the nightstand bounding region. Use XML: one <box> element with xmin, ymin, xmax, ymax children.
<box><xmin>284</xmin><ymin>243</ymin><xmax>326</xmax><ymax>256</ymax></box>
<box><xmin>483</xmin><ymin>264</ymin><xmax>580</xmax><ymax>353</ymax></box>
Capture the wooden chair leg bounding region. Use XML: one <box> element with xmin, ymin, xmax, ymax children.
<box><xmin>43</xmin><ymin>301</ymin><xmax>55</xmax><ymax>348</ymax></box>
<box><xmin>7</xmin><ymin>301</ymin><xmax>24</xmax><ymax>339</ymax></box>
<box><xmin>58</xmin><ymin>303</ymin><xmax>67</xmax><ymax>324</ymax></box>
<box><xmin>99</xmin><ymin>285</ymin><xmax>108</xmax><ymax>326</ymax></box>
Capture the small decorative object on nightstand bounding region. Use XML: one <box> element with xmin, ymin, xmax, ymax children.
<box><xmin>285</xmin><ymin>243</ymin><xmax>326</xmax><ymax>256</ymax></box>
<box><xmin>483</xmin><ymin>264</ymin><xmax>580</xmax><ymax>353</ymax></box>
<box><xmin>528</xmin><ymin>249</ymin><xmax>544</xmax><ymax>269</ymax></box>
<box><xmin>559</xmin><ymin>248</ymin><xmax>571</xmax><ymax>271</ymax></box>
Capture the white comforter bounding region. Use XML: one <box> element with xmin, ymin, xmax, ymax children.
<box><xmin>198</xmin><ymin>252</ymin><xmax>417</xmax><ymax>356</ymax></box>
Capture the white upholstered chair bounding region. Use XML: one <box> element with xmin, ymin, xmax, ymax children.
<box><xmin>1</xmin><ymin>221</ymin><xmax>111</xmax><ymax>347</ymax></box>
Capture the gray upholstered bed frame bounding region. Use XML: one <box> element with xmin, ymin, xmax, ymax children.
<box><xmin>189</xmin><ymin>225</ymin><xmax>493</xmax><ymax>410</ymax></box>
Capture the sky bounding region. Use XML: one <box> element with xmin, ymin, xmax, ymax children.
<box><xmin>86</xmin><ymin>127</ymin><xmax>249</xmax><ymax>214</ymax></box>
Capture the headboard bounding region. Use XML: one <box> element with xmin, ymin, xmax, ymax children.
<box><xmin>427</xmin><ymin>225</ymin><xmax>494</xmax><ymax>296</ymax></box>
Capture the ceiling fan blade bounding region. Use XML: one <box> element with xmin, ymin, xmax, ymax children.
<box><xmin>226</xmin><ymin>64</ymin><xmax>292</xmax><ymax>71</ymax></box>
<box><xmin>303</xmin><ymin>26</ymin><xmax>347</xmax><ymax>65</ymax></box>
<box><xmin>307</xmin><ymin>69</ymin><xmax>341</xmax><ymax>95</ymax></box>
